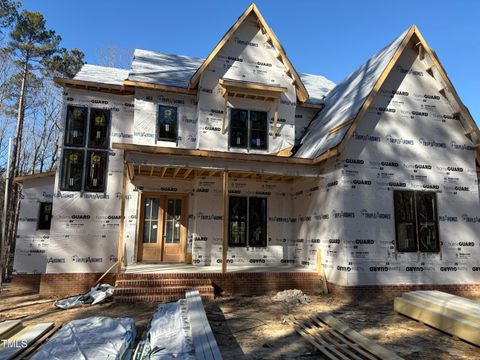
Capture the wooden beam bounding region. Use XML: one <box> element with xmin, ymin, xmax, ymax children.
<box><xmin>273</xmin><ymin>98</ymin><xmax>279</xmax><ymax>138</ymax></box>
<box><xmin>160</xmin><ymin>167</ymin><xmax>167</xmax><ymax>177</ymax></box>
<box><xmin>113</xmin><ymin>142</ymin><xmax>315</xmax><ymax>165</ymax></box>
<box><xmin>297</xmin><ymin>102</ymin><xmax>324</xmax><ymax>109</ymax></box>
<box><xmin>184</xmin><ymin>168</ymin><xmax>193</xmax><ymax>179</ymax></box>
<box><xmin>222</xmin><ymin>92</ymin><xmax>228</xmax><ymax>134</ymax></box>
<box><xmin>209</xmin><ymin>170</ymin><xmax>219</xmax><ymax>177</ymax></box>
<box><xmin>328</xmin><ymin>119</ymin><xmax>354</xmax><ymax>134</ymax></box>
<box><xmin>149</xmin><ymin>166</ymin><xmax>154</xmax><ymax>176</ymax></box>
<box><xmin>222</xmin><ymin>171</ymin><xmax>229</xmax><ymax>273</ymax></box>
<box><xmin>123</xmin><ymin>79</ymin><xmax>196</xmax><ymax>95</ymax></box>
<box><xmin>418</xmin><ymin>44</ymin><xmax>424</xmax><ymax>60</ymax></box>
<box><xmin>219</xmin><ymin>78</ymin><xmax>288</xmax><ymax>93</ymax></box>
<box><xmin>117</xmin><ymin>163</ymin><xmax>127</xmax><ymax>273</ymax></box>
<box><xmin>173</xmin><ymin>168</ymin><xmax>181</xmax><ymax>178</ymax></box>
<box><xmin>127</xmin><ymin>164</ymin><xmax>134</xmax><ymax>181</ymax></box>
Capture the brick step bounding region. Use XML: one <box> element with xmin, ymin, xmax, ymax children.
<box><xmin>115</xmin><ymin>278</ymin><xmax>212</xmax><ymax>288</ymax></box>
<box><xmin>114</xmin><ymin>285</ymin><xmax>214</xmax><ymax>296</ymax></box>
<box><xmin>114</xmin><ymin>293</ymin><xmax>215</xmax><ymax>303</ymax></box>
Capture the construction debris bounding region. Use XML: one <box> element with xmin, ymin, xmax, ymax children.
<box><xmin>272</xmin><ymin>289</ymin><xmax>310</xmax><ymax>305</ymax></box>
<box><xmin>30</xmin><ymin>317</ymin><xmax>136</xmax><ymax>359</ymax></box>
<box><xmin>289</xmin><ymin>313</ymin><xmax>403</xmax><ymax>360</ymax></box>
<box><xmin>54</xmin><ymin>283</ymin><xmax>114</xmax><ymax>309</ymax></box>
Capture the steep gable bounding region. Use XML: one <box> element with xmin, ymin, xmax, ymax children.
<box><xmin>295</xmin><ymin>25</ymin><xmax>480</xmax><ymax>160</ymax></box>
<box><xmin>189</xmin><ymin>3</ymin><xmax>309</xmax><ymax>102</ymax></box>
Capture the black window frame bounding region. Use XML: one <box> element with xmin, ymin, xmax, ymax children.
<box><xmin>393</xmin><ymin>190</ymin><xmax>440</xmax><ymax>253</ymax></box>
<box><xmin>228</xmin><ymin>196</ymin><xmax>267</xmax><ymax>248</ymax></box>
<box><xmin>38</xmin><ymin>202</ymin><xmax>53</xmax><ymax>230</ymax></box>
<box><xmin>157</xmin><ymin>105</ymin><xmax>178</xmax><ymax>142</ymax></box>
<box><xmin>229</xmin><ymin>109</ymin><xmax>268</xmax><ymax>151</ymax></box>
<box><xmin>60</xmin><ymin>106</ymin><xmax>110</xmax><ymax>193</ymax></box>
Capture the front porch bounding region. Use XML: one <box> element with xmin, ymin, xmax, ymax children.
<box><xmin>123</xmin><ymin>262</ymin><xmax>314</xmax><ymax>274</ymax></box>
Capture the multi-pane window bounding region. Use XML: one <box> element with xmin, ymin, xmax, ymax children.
<box><xmin>60</xmin><ymin>105</ymin><xmax>110</xmax><ymax>192</ymax></box>
<box><xmin>143</xmin><ymin>198</ymin><xmax>160</xmax><ymax>243</ymax></box>
<box><xmin>393</xmin><ymin>190</ymin><xmax>439</xmax><ymax>253</ymax></box>
<box><xmin>157</xmin><ymin>105</ymin><xmax>177</xmax><ymax>141</ymax></box>
<box><xmin>38</xmin><ymin>202</ymin><xmax>53</xmax><ymax>230</ymax></box>
<box><xmin>228</xmin><ymin>196</ymin><xmax>267</xmax><ymax>247</ymax></box>
<box><xmin>229</xmin><ymin>109</ymin><xmax>268</xmax><ymax>150</ymax></box>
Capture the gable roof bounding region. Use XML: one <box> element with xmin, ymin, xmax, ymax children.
<box><xmin>295</xmin><ymin>25</ymin><xmax>479</xmax><ymax>160</ymax></box>
<box><xmin>188</xmin><ymin>3</ymin><xmax>310</xmax><ymax>102</ymax></box>
<box><xmin>73</xmin><ymin>64</ymin><xmax>129</xmax><ymax>86</ymax></box>
<box><xmin>294</xmin><ymin>27</ymin><xmax>411</xmax><ymax>159</ymax></box>
<box><xmin>127</xmin><ymin>49</ymin><xmax>204</xmax><ymax>89</ymax></box>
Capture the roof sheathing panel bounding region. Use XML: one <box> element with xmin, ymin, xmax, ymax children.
<box><xmin>295</xmin><ymin>28</ymin><xmax>409</xmax><ymax>159</ymax></box>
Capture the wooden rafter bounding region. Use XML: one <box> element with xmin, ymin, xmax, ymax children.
<box><xmin>184</xmin><ymin>168</ymin><xmax>193</xmax><ymax>178</ymax></box>
<box><xmin>173</xmin><ymin>168</ymin><xmax>181</xmax><ymax>178</ymax></box>
<box><xmin>160</xmin><ymin>167</ymin><xmax>167</xmax><ymax>177</ymax></box>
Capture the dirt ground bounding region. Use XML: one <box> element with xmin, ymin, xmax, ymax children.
<box><xmin>0</xmin><ymin>283</ymin><xmax>479</xmax><ymax>359</ymax></box>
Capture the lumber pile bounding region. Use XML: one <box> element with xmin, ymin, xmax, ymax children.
<box><xmin>394</xmin><ymin>290</ymin><xmax>480</xmax><ymax>346</ymax></box>
<box><xmin>289</xmin><ymin>314</ymin><xmax>403</xmax><ymax>360</ymax></box>
<box><xmin>0</xmin><ymin>320</ymin><xmax>56</xmax><ymax>360</ymax></box>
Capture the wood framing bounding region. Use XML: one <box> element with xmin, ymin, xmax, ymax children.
<box><xmin>14</xmin><ymin>170</ymin><xmax>56</xmax><ymax>183</ymax></box>
<box><xmin>117</xmin><ymin>163</ymin><xmax>127</xmax><ymax>272</ymax></box>
<box><xmin>123</xmin><ymin>79</ymin><xmax>197</xmax><ymax>95</ymax></box>
<box><xmin>188</xmin><ymin>3</ymin><xmax>309</xmax><ymax>102</ymax></box>
<box><xmin>222</xmin><ymin>171</ymin><xmax>229</xmax><ymax>273</ymax></box>
<box><xmin>53</xmin><ymin>77</ymin><xmax>134</xmax><ymax>95</ymax></box>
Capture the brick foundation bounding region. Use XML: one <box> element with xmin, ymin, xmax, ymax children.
<box><xmin>10</xmin><ymin>274</ymin><xmax>41</xmax><ymax>294</ymax></box>
<box><xmin>38</xmin><ymin>273</ymin><xmax>117</xmax><ymax>297</ymax></box>
<box><xmin>328</xmin><ymin>283</ymin><xmax>480</xmax><ymax>300</ymax></box>
<box><xmin>117</xmin><ymin>272</ymin><xmax>323</xmax><ymax>296</ymax></box>
<box><xmin>12</xmin><ymin>272</ymin><xmax>480</xmax><ymax>300</ymax></box>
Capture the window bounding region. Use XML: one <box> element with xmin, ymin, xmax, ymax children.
<box><xmin>64</xmin><ymin>106</ymin><xmax>87</xmax><ymax>146</ymax></box>
<box><xmin>229</xmin><ymin>109</ymin><xmax>268</xmax><ymax>150</ymax></box>
<box><xmin>394</xmin><ymin>190</ymin><xmax>439</xmax><ymax>253</ymax></box>
<box><xmin>61</xmin><ymin>106</ymin><xmax>110</xmax><ymax>192</ymax></box>
<box><xmin>228</xmin><ymin>196</ymin><xmax>267</xmax><ymax>247</ymax></box>
<box><xmin>157</xmin><ymin>105</ymin><xmax>177</xmax><ymax>141</ymax></box>
<box><xmin>38</xmin><ymin>202</ymin><xmax>53</xmax><ymax>230</ymax></box>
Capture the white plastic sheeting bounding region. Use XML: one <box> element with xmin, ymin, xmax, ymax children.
<box><xmin>54</xmin><ymin>284</ymin><xmax>114</xmax><ymax>309</ymax></box>
<box><xmin>31</xmin><ymin>317</ymin><xmax>136</xmax><ymax>360</ymax></box>
<box><xmin>74</xmin><ymin>64</ymin><xmax>129</xmax><ymax>86</ymax></box>
<box><xmin>134</xmin><ymin>300</ymin><xmax>194</xmax><ymax>360</ymax></box>
<box><xmin>298</xmin><ymin>73</ymin><xmax>335</xmax><ymax>105</ymax></box>
<box><xmin>295</xmin><ymin>28</ymin><xmax>409</xmax><ymax>159</ymax></box>
<box><xmin>12</xmin><ymin>176</ymin><xmax>54</xmax><ymax>275</ymax></box>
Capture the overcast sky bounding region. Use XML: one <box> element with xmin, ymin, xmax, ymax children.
<box><xmin>22</xmin><ymin>0</ymin><xmax>480</xmax><ymax>124</ymax></box>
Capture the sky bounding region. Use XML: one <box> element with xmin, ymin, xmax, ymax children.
<box><xmin>22</xmin><ymin>0</ymin><xmax>480</xmax><ymax>124</ymax></box>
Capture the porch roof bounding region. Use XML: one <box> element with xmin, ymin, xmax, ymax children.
<box><xmin>114</xmin><ymin>143</ymin><xmax>323</xmax><ymax>181</ymax></box>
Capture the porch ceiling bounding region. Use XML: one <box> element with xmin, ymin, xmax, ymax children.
<box><xmin>124</xmin><ymin>150</ymin><xmax>322</xmax><ymax>182</ymax></box>
<box><xmin>128</xmin><ymin>163</ymin><xmax>298</xmax><ymax>182</ymax></box>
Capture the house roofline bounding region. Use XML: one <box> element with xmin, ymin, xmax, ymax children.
<box><xmin>14</xmin><ymin>170</ymin><xmax>56</xmax><ymax>183</ymax></box>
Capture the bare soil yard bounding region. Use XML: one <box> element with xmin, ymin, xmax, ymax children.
<box><xmin>0</xmin><ymin>283</ymin><xmax>479</xmax><ymax>359</ymax></box>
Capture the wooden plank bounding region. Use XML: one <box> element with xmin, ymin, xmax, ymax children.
<box><xmin>160</xmin><ymin>167</ymin><xmax>167</xmax><ymax>177</ymax></box>
<box><xmin>316</xmin><ymin>248</ymin><xmax>329</xmax><ymax>294</ymax></box>
<box><xmin>0</xmin><ymin>323</ymin><xmax>54</xmax><ymax>360</ymax></box>
<box><xmin>222</xmin><ymin>93</ymin><xmax>228</xmax><ymax>134</ymax></box>
<box><xmin>123</xmin><ymin>79</ymin><xmax>196</xmax><ymax>95</ymax></box>
<box><xmin>15</xmin><ymin>324</ymin><xmax>61</xmax><ymax>359</ymax></box>
<box><xmin>395</xmin><ymin>296</ymin><xmax>480</xmax><ymax>346</ymax></box>
<box><xmin>173</xmin><ymin>168</ymin><xmax>181</xmax><ymax>178</ymax></box>
<box><xmin>186</xmin><ymin>291</ymin><xmax>222</xmax><ymax>360</ymax></box>
<box><xmin>219</xmin><ymin>78</ymin><xmax>287</xmax><ymax>93</ymax></box>
<box><xmin>184</xmin><ymin>168</ymin><xmax>193</xmax><ymax>179</ymax></box>
<box><xmin>222</xmin><ymin>171</ymin><xmax>229</xmax><ymax>274</ymax></box>
<box><xmin>309</xmin><ymin>317</ymin><xmax>378</xmax><ymax>360</ymax></box>
<box><xmin>117</xmin><ymin>163</ymin><xmax>127</xmax><ymax>273</ymax></box>
<box><xmin>273</xmin><ymin>98</ymin><xmax>279</xmax><ymax>138</ymax></box>
<box><xmin>318</xmin><ymin>314</ymin><xmax>404</xmax><ymax>360</ymax></box>
<box><xmin>0</xmin><ymin>321</ymin><xmax>22</xmax><ymax>339</ymax></box>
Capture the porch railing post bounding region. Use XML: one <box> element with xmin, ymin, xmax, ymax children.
<box><xmin>222</xmin><ymin>170</ymin><xmax>229</xmax><ymax>273</ymax></box>
<box><xmin>117</xmin><ymin>161</ymin><xmax>127</xmax><ymax>273</ymax></box>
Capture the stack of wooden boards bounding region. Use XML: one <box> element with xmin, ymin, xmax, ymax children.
<box><xmin>289</xmin><ymin>314</ymin><xmax>403</xmax><ymax>360</ymax></box>
<box><xmin>0</xmin><ymin>320</ymin><xmax>55</xmax><ymax>359</ymax></box>
<box><xmin>394</xmin><ymin>290</ymin><xmax>480</xmax><ymax>346</ymax></box>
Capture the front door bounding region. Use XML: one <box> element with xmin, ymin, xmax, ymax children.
<box><xmin>137</xmin><ymin>194</ymin><xmax>187</xmax><ymax>262</ymax></box>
